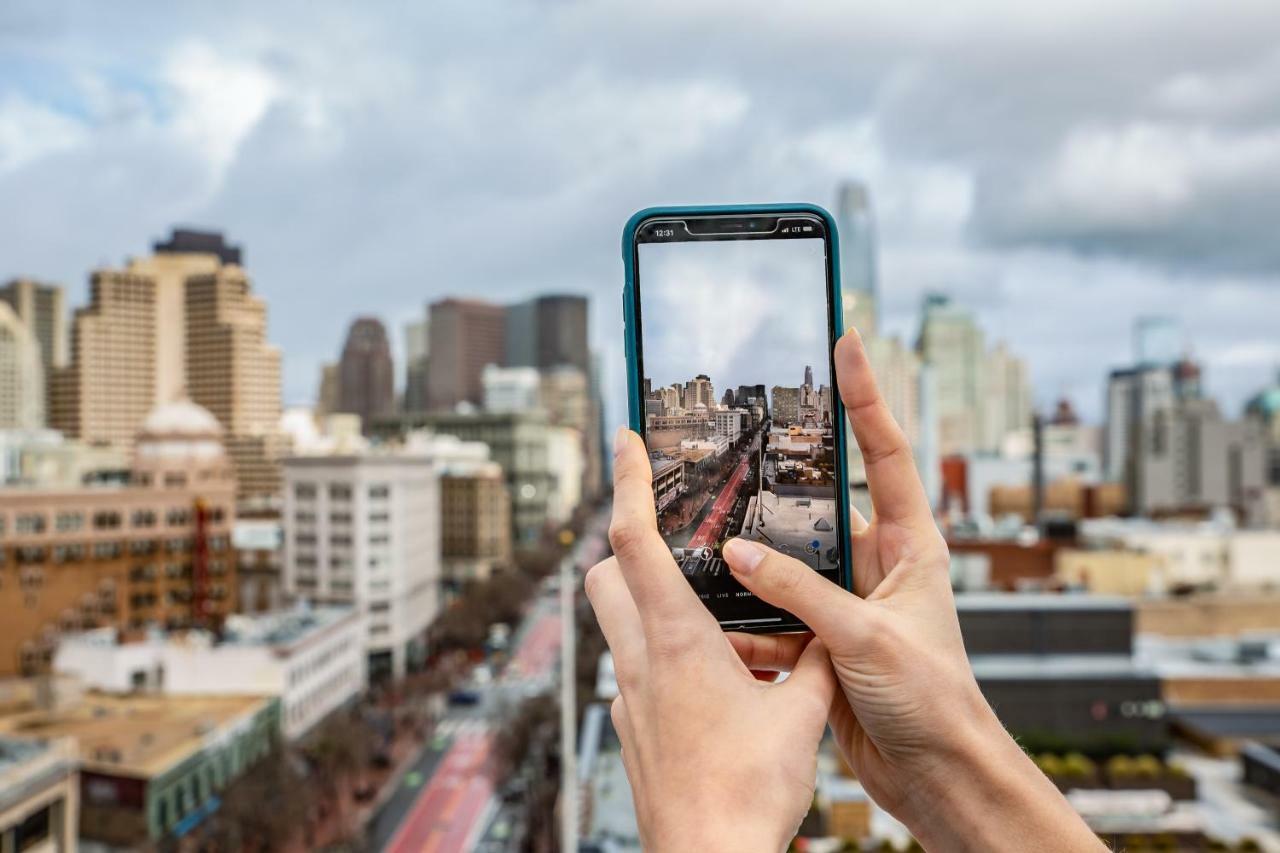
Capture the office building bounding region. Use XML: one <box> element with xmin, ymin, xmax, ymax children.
<box><xmin>50</xmin><ymin>269</ymin><xmax>156</xmax><ymax>448</ymax></box>
<box><xmin>0</xmin><ymin>400</ymin><xmax>237</xmax><ymax>677</ymax></box>
<box><xmin>441</xmin><ymin>460</ymin><xmax>512</xmax><ymax>592</ymax></box>
<box><xmin>425</xmin><ymin>298</ymin><xmax>506</xmax><ymax>411</ymax></box>
<box><xmin>185</xmin><ymin>266</ymin><xmax>283</xmax><ymax>505</ymax></box>
<box><xmin>982</xmin><ymin>342</ymin><xmax>1032</xmax><ymax>452</ymax></box>
<box><xmin>916</xmin><ymin>294</ymin><xmax>986</xmax><ymax>456</ymax></box>
<box><xmin>336</xmin><ymin>316</ymin><xmax>394</xmax><ymax>430</ymax></box>
<box><xmin>547</xmin><ymin>425</ymin><xmax>585</xmax><ymax>524</ymax></box>
<box><xmin>55</xmin><ymin>605</ymin><xmax>365</xmax><ymax>741</ymax></box>
<box><xmin>0</xmin><ymin>692</ymin><xmax>277</xmax><ymax>847</ymax></box>
<box><xmin>1132</xmin><ymin>399</ymin><xmax>1266</xmax><ymax>523</ymax></box>
<box><xmin>683</xmin><ymin>374</ymin><xmax>715</xmax><ymax>411</ymax></box>
<box><xmin>0</xmin><ymin>303</ymin><xmax>45</xmax><ymax>430</ymax></box>
<box><xmin>714</xmin><ymin>409</ymin><xmax>748</xmax><ymax>444</ymax></box>
<box><xmin>772</xmin><ymin>386</ymin><xmax>801</xmax><ymax>427</ymax></box>
<box><xmin>0</xmin><ymin>279</ymin><xmax>67</xmax><ymax>379</ymax></box>
<box><xmin>0</xmin><ymin>736</ymin><xmax>78</xmax><ymax>853</ymax></box>
<box><xmin>315</xmin><ymin>362</ymin><xmax>340</xmax><ymax>417</ymax></box>
<box><xmin>403</xmin><ymin>318</ymin><xmax>429</xmax><ymax>413</ymax></box>
<box><xmin>505</xmin><ymin>294</ymin><xmax>590</xmax><ymax>373</ymax></box>
<box><xmin>374</xmin><ymin>410</ymin><xmax>556</xmax><ymax>544</ymax></box>
<box><xmin>482</xmin><ymin>365</ymin><xmax>542</xmax><ymax>412</ymax></box>
<box><xmin>283</xmin><ymin>452</ymin><xmax>440</xmax><ymax>680</ymax></box>
<box><xmin>835</xmin><ymin>181</ymin><xmax>878</xmax><ymax>337</ymax></box>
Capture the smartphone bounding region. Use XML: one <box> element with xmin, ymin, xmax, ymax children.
<box><xmin>621</xmin><ymin>204</ymin><xmax>853</xmax><ymax>632</ymax></box>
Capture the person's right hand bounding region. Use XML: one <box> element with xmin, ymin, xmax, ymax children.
<box><xmin>721</xmin><ymin>329</ymin><xmax>1104</xmax><ymax>852</ymax></box>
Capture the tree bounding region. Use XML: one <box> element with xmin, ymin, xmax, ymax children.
<box><xmin>201</xmin><ymin>740</ymin><xmax>314</xmax><ymax>852</ymax></box>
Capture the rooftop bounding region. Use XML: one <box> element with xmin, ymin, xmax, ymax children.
<box><xmin>968</xmin><ymin>654</ymin><xmax>1153</xmax><ymax>680</ymax></box>
<box><xmin>0</xmin><ymin>735</ymin><xmax>77</xmax><ymax>815</ymax></box>
<box><xmin>955</xmin><ymin>592</ymin><xmax>1132</xmax><ymax>612</ymax></box>
<box><xmin>0</xmin><ymin>693</ymin><xmax>270</xmax><ymax>778</ymax></box>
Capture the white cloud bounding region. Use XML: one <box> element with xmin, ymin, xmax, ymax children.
<box><xmin>0</xmin><ymin>94</ymin><xmax>88</xmax><ymax>173</ymax></box>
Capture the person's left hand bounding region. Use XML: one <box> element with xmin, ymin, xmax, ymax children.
<box><xmin>584</xmin><ymin>427</ymin><xmax>836</xmax><ymax>852</ymax></box>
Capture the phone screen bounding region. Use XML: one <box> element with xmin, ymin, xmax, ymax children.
<box><xmin>630</xmin><ymin>212</ymin><xmax>847</xmax><ymax>631</ymax></box>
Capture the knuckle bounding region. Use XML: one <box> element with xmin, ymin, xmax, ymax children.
<box><xmin>772</xmin><ymin>557</ymin><xmax>808</xmax><ymax>595</ymax></box>
<box><xmin>582</xmin><ymin>562</ymin><xmax>604</xmax><ymax>600</ymax></box>
<box><xmin>607</xmin><ymin>517</ymin><xmax>646</xmax><ymax>556</ymax></box>
<box><xmin>610</xmin><ymin>696</ymin><xmax>627</xmax><ymax>726</ymax></box>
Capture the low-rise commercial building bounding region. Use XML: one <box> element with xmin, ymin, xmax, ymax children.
<box><xmin>441</xmin><ymin>461</ymin><xmax>512</xmax><ymax>592</ymax></box>
<box><xmin>0</xmin><ymin>736</ymin><xmax>78</xmax><ymax>853</ymax></box>
<box><xmin>54</xmin><ymin>605</ymin><xmax>365</xmax><ymax>740</ymax></box>
<box><xmin>0</xmin><ymin>692</ymin><xmax>277</xmax><ymax>847</ymax></box>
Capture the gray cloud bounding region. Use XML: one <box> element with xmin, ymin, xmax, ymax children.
<box><xmin>0</xmin><ymin>0</ymin><xmax>1277</xmax><ymax>423</ymax></box>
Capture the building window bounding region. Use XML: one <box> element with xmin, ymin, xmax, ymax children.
<box><xmin>55</xmin><ymin>512</ymin><xmax>84</xmax><ymax>532</ymax></box>
<box><xmin>92</xmin><ymin>542</ymin><xmax>122</xmax><ymax>560</ymax></box>
<box><xmin>294</xmin><ymin>483</ymin><xmax>317</xmax><ymax>500</ymax></box>
<box><xmin>329</xmin><ymin>512</ymin><xmax>352</xmax><ymax>524</ymax></box>
<box><xmin>164</xmin><ymin>473</ymin><xmax>187</xmax><ymax>488</ymax></box>
<box><xmin>93</xmin><ymin>511</ymin><xmax>122</xmax><ymax>530</ymax></box>
<box><xmin>369</xmin><ymin>485</ymin><xmax>390</xmax><ymax>499</ymax></box>
<box><xmin>329</xmin><ymin>484</ymin><xmax>352</xmax><ymax>501</ymax></box>
<box><xmin>131</xmin><ymin>510</ymin><xmax>156</xmax><ymax>528</ymax></box>
<box><xmin>167</xmin><ymin>508</ymin><xmax>191</xmax><ymax>527</ymax></box>
<box><xmin>294</xmin><ymin>511</ymin><xmax>315</xmax><ymax>524</ymax></box>
<box><xmin>16</xmin><ymin>513</ymin><xmax>47</xmax><ymax>534</ymax></box>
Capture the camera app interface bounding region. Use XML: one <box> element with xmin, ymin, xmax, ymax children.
<box><xmin>636</xmin><ymin>223</ymin><xmax>841</xmax><ymax>628</ymax></box>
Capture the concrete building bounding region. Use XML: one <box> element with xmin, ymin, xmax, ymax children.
<box><xmin>0</xmin><ymin>400</ymin><xmax>237</xmax><ymax>677</ymax></box>
<box><xmin>982</xmin><ymin>342</ymin><xmax>1032</xmax><ymax>452</ymax></box>
<box><xmin>505</xmin><ymin>294</ymin><xmax>590</xmax><ymax>374</ymax></box>
<box><xmin>1079</xmin><ymin>518</ymin><xmax>1280</xmax><ymax>591</ymax></box>
<box><xmin>49</xmin><ymin>269</ymin><xmax>156</xmax><ymax>448</ymax></box>
<box><xmin>0</xmin><ymin>692</ymin><xmax>277</xmax><ymax>847</ymax></box>
<box><xmin>1104</xmin><ymin>358</ymin><xmax>1201</xmax><ymax>485</ymax></box>
<box><xmin>234</xmin><ymin>518</ymin><xmax>286</xmax><ymax>613</ymax></box>
<box><xmin>425</xmin><ymin>298</ymin><xmax>506</xmax><ymax>411</ymax></box>
<box><xmin>683</xmin><ymin>374</ymin><xmax>715</xmax><ymax>411</ymax></box>
<box><xmin>0</xmin><ymin>303</ymin><xmax>46</xmax><ymax>430</ymax></box>
<box><xmin>185</xmin><ymin>266</ymin><xmax>283</xmax><ymax>506</ymax></box>
<box><xmin>547</xmin><ymin>425</ymin><xmax>585</xmax><ymax>524</ymax></box>
<box><xmin>336</xmin><ymin>317</ymin><xmax>394</xmax><ymax>431</ymax></box>
<box><xmin>916</xmin><ymin>293</ymin><xmax>986</xmax><ymax>456</ymax></box>
<box><xmin>650</xmin><ymin>456</ymin><xmax>686</xmax><ymax>513</ymax></box>
<box><xmin>836</xmin><ymin>181</ymin><xmax>878</xmax><ymax>337</ymax></box>
<box><xmin>55</xmin><ymin>605</ymin><xmax>365</xmax><ymax>740</ymax></box>
<box><xmin>283</xmin><ymin>452</ymin><xmax>440</xmax><ymax>680</ymax></box>
<box><xmin>440</xmin><ymin>461</ymin><xmax>512</xmax><ymax>592</ymax></box>
<box><xmin>1130</xmin><ymin>399</ymin><xmax>1267</xmax><ymax>524</ymax></box>
<box><xmin>0</xmin><ymin>429</ymin><xmax>127</xmax><ymax>487</ymax></box>
<box><xmin>0</xmin><ymin>278</ymin><xmax>67</xmax><ymax>381</ymax></box>
<box><xmin>403</xmin><ymin>319</ymin><xmax>429</xmax><ymax>413</ymax></box>
<box><xmin>482</xmin><ymin>365</ymin><xmax>542</xmax><ymax>413</ymax></box>
<box><xmin>0</xmin><ymin>736</ymin><xmax>78</xmax><ymax>853</ymax></box>
<box><xmin>713</xmin><ymin>409</ymin><xmax>748</xmax><ymax>445</ymax></box>
<box><xmin>375</xmin><ymin>410</ymin><xmax>557</xmax><ymax>544</ymax></box>
<box><xmin>771</xmin><ymin>386</ymin><xmax>801</xmax><ymax>427</ymax></box>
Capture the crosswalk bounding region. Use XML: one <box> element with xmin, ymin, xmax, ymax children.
<box><xmin>434</xmin><ymin>718</ymin><xmax>490</xmax><ymax>739</ymax></box>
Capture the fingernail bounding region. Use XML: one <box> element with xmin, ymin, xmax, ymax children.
<box><xmin>613</xmin><ymin>425</ymin><xmax>629</xmax><ymax>457</ymax></box>
<box><xmin>723</xmin><ymin>538</ymin><xmax>766</xmax><ymax>575</ymax></box>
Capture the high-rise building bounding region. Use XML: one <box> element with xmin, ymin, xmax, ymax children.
<box><xmin>403</xmin><ymin>319</ymin><xmax>429</xmax><ymax>412</ymax></box>
<box><xmin>1103</xmin><ymin>359</ymin><xmax>1202</xmax><ymax>484</ymax></box>
<box><xmin>482</xmin><ymin>365</ymin><xmax>542</xmax><ymax>412</ymax></box>
<box><xmin>316</xmin><ymin>362</ymin><xmax>340</xmax><ymax>417</ymax></box>
<box><xmin>440</xmin><ymin>454</ymin><xmax>512</xmax><ymax>593</ymax></box>
<box><xmin>505</xmin><ymin>294</ymin><xmax>590</xmax><ymax>373</ymax></box>
<box><xmin>336</xmin><ymin>317</ymin><xmax>395</xmax><ymax>430</ymax></box>
<box><xmin>836</xmin><ymin>181</ymin><xmax>878</xmax><ymax>337</ymax></box>
<box><xmin>684</xmin><ymin>374</ymin><xmax>715</xmax><ymax>410</ymax></box>
<box><xmin>917</xmin><ymin>293</ymin><xmax>986</xmax><ymax>456</ymax></box>
<box><xmin>50</xmin><ymin>269</ymin><xmax>156</xmax><ymax>448</ymax></box>
<box><xmin>982</xmin><ymin>342</ymin><xmax>1032</xmax><ymax>452</ymax></box>
<box><xmin>0</xmin><ymin>278</ymin><xmax>67</xmax><ymax>378</ymax></box>
<box><xmin>283</xmin><ymin>451</ymin><xmax>440</xmax><ymax>680</ymax></box>
<box><xmin>0</xmin><ymin>303</ymin><xmax>45</xmax><ymax>430</ymax></box>
<box><xmin>425</xmin><ymin>299</ymin><xmax>506</xmax><ymax>411</ymax></box>
<box><xmin>185</xmin><ymin>266</ymin><xmax>284</xmax><ymax>505</ymax></box>
<box><xmin>803</xmin><ymin>365</ymin><xmax>814</xmax><ymax>389</ymax></box>
<box><xmin>772</xmin><ymin>386</ymin><xmax>801</xmax><ymax>427</ymax></box>
<box><xmin>0</xmin><ymin>399</ymin><xmax>237</xmax><ymax>677</ymax></box>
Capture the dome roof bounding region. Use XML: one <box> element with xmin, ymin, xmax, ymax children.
<box><xmin>141</xmin><ymin>398</ymin><xmax>223</xmax><ymax>437</ymax></box>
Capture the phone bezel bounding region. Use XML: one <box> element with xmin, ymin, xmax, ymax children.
<box><xmin>622</xmin><ymin>204</ymin><xmax>854</xmax><ymax>633</ymax></box>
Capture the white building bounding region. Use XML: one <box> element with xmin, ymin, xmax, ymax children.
<box><xmin>54</xmin><ymin>605</ymin><xmax>367</xmax><ymax>740</ymax></box>
<box><xmin>284</xmin><ymin>451</ymin><xmax>441</xmax><ymax>680</ymax></box>
<box><xmin>0</xmin><ymin>303</ymin><xmax>45</xmax><ymax>431</ymax></box>
<box><xmin>714</xmin><ymin>409</ymin><xmax>748</xmax><ymax>445</ymax></box>
<box><xmin>483</xmin><ymin>365</ymin><xmax>542</xmax><ymax>413</ymax></box>
<box><xmin>547</xmin><ymin>425</ymin><xmax>585</xmax><ymax>524</ymax></box>
<box><xmin>1080</xmin><ymin>518</ymin><xmax>1280</xmax><ymax>591</ymax></box>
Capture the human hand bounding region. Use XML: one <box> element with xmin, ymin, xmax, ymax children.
<box><xmin>722</xmin><ymin>329</ymin><xmax>1104</xmax><ymax>852</ymax></box>
<box><xmin>584</xmin><ymin>427</ymin><xmax>836</xmax><ymax>852</ymax></box>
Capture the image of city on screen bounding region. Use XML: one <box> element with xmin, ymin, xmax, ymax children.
<box><xmin>637</xmin><ymin>234</ymin><xmax>840</xmax><ymax>626</ymax></box>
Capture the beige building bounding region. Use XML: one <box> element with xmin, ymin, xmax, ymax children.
<box><xmin>185</xmin><ymin>266</ymin><xmax>284</xmax><ymax>505</ymax></box>
<box><xmin>0</xmin><ymin>279</ymin><xmax>67</xmax><ymax>378</ymax></box>
<box><xmin>50</xmin><ymin>269</ymin><xmax>156</xmax><ymax>448</ymax></box>
<box><xmin>441</xmin><ymin>462</ymin><xmax>512</xmax><ymax>590</ymax></box>
<box><xmin>0</xmin><ymin>735</ymin><xmax>79</xmax><ymax>853</ymax></box>
<box><xmin>0</xmin><ymin>400</ymin><xmax>237</xmax><ymax>677</ymax></box>
<box><xmin>1056</xmin><ymin>548</ymin><xmax>1165</xmax><ymax>596</ymax></box>
<box><xmin>0</xmin><ymin>303</ymin><xmax>45</xmax><ymax>430</ymax></box>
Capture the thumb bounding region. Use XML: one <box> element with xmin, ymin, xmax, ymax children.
<box><xmin>779</xmin><ymin>636</ymin><xmax>837</xmax><ymax>721</ymax></box>
<box><xmin>722</xmin><ymin>538</ymin><xmax>864</xmax><ymax>644</ymax></box>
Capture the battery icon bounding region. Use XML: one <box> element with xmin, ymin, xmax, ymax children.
<box><xmin>802</xmin><ymin>225</ymin><xmax>814</xmax><ymax>232</ymax></box>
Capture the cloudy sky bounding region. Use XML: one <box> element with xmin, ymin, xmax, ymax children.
<box><xmin>3</xmin><ymin>1</ymin><xmax>1279</xmax><ymax>424</ymax></box>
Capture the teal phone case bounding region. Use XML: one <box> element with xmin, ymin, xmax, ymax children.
<box><xmin>620</xmin><ymin>203</ymin><xmax>855</xmax><ymax>629</ymax></box>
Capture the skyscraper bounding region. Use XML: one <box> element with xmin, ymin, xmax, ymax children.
<box><xmin>982</xmin><ymin>342</ymin><xmax>1032</xmax><ymax>452</ymax></box>
<box><xmin>804</xmin><ymin>365</ymin><xmax>814</xmax><ymax>388</ymax></box>
<box><xmin>185</xmin><ymin>266</ymin><xmax>284</xmax><ymax>503</ymax></box>
<box><xmin>916</xmin><ymin>293</ymin><xmax>986</xmax><ymax>456</ymax></box>
<box><xmin>425</xmin><ymin>299</ymin><xmax>506</xmax><ymax>411</ymax></box>
<box><xmin>0</xmin><ymin>303</ymin><xmax>45</xmax><ymax>429</ymax></box>
<box><xmin>836</xmin><ymin>182</ymin><xmax>878</xmax><ymax>337</ymax></box>
<box><xmin>337</xmin><ymin>317</ymin><xmax>395</xmax><ymax>430</ymax></box>
<box><xmin>505</xmin><ymin>294</ymin><xmax>590</xmax><ymax>373</ymax></box>
<box><xmin>403</xmin><ymin>319</ymin><xmax>429</xmax><ymax>412</ymax></box>
<box><xmin>50</xmin><ymin>269</ymin><xmax>156</xmax><ymax>447</ymax></box>
<box><xmin>0</xmin><ymin>278</ymin><xmax>66</xmax><ymax>379</ymax></box>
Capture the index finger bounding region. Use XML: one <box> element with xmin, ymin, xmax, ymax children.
<box><xmin>834</xmin><ymin>329</ymin><xmax>933</xmax><ymax>527</ymax></box>
<box><xmin>607</xmin><ymin>427</ymin><xmax>706</xmax><ymax>626</ymax></box>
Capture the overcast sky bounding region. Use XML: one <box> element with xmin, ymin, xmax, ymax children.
<box><xmin>3</xmin><ymin>1</ymin><xmax>1279</xmax><ymax>424</ymax></box>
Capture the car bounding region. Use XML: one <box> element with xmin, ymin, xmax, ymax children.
<box><xmin>447</xmin><ymin>688</ymin><xmax>481</xmax><ymax>706</ymax></box>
